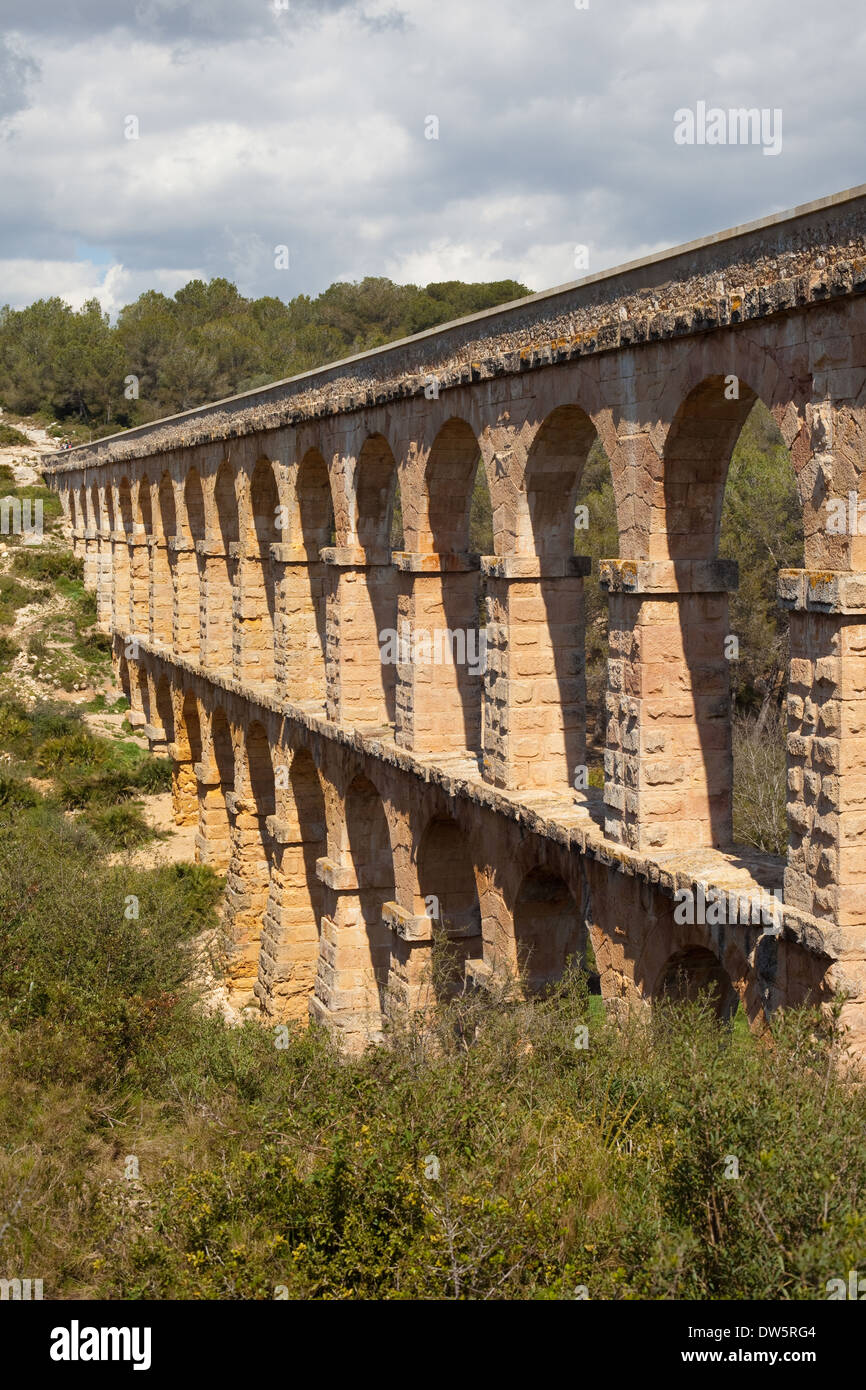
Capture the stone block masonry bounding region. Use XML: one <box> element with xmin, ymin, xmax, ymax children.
<box><xmin>44</xmin><ymin>183</ymin><xmax>866</xmax><ymax>1061</ymax></box>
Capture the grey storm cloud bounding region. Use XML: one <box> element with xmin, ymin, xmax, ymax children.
<box><xmin>1</xmin><ymin>0</ymin><xmax>369</xmax><ymax>42</ymax></box>
<box><xmin>0</xmin><ymin>35</ymin><xmax>39</xmax><ymax>124</ymax></box>
<box><xmin>0</xmin><ymin>0</ymin><xmax>862</xmax><ymax>313</ymax></box>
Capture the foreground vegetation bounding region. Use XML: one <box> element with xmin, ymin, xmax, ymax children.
<box><xmin>0</xmin><ymin>767</ymin><xmax>863</xmax><ymax>1300</ymax></box>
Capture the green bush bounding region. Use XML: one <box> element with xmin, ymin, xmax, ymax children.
<box><xmin>82</xmin><ymin>802</ymin><xmax>155</xmax><ymax>849</ymax></box>
<box><xmin>0</xmin><ymin>634</ymin><xmax>18</xmax><ymax>672</ymax></box>
<box><xmin>0</xmin><ymin>423</ymin><xmax>29</xmax><ymax>446</ymax></box>
<box><xmin>12</xmin><ymin>548</ymin><xmax>83</xmax><ymax>583</ymax></box>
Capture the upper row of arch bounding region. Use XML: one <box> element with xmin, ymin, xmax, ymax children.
<box><xmin>59</xmin><ymin>339</ymin><xmax>858</xmax><ymax>566</ymax></box>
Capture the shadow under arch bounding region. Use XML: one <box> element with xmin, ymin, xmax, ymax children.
<box><xmin>415</xmin><ymin>814</ymin><xmax>482</xmax><ymax>1002</ymax></box>
<box><xmin>354</xmin><ymin>432</ymin><xmax>400</xmax><ymax>726</ymax></box>
<box><xmin>345</xmin><ymin>773</ymin><xmax>395</xmax><ymax>1015</ymax></box>
<box><xmin>513</xmin><ymin>865</ymin><xmax>588</xmax><ymax>997</ymax></box>
<box><xmin>655</xmin><ymin>945</ymin><xmax>739</xmax><ymax>1023</ymax></box>
<box><xmin>256</xmin><ymin>746</ymin><xmax>328</xmax><ymax>1020</ymax></box>
<box><xmin>292</xmin><ymin>447</ymin><xmax>332</xmax><ymax>702</ymax></box>
<box><xmin>249</xmin><ymin>458</ymin><xmax>280</xmax><ymax>684</ymax></box>
<box><xmin>419</xmin><ymin>417</ymin><xmax>485</xmax><ymax>753</ymax></box>
<box><xmin>518</xmin><ymin>403</ymin><xmax>602</xmax><ymax>788</ymax></box>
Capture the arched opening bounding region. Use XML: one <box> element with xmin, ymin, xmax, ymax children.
<box><xmin>625</xmin><ymin>376</ymin><xmax>792</xmax><ymax>851</ymax></box>
<box><xmin>573</xmin><ymin>439</ymin><xmax>619</xmax><ymax>782</ymax></box>
<box><xmin>657</xmin><ymin>945</ymin><xmax>739</xmax><ymax>1022</ymax></box>
<box><xmin>173</xmin><ymin>688</ymin><xmax>202</xmax><ymax>827</ymax></box>
<box><xmin>289</xmin><ymin>448</ymin><xmax>332</xmax><ymax>703</ymax></box>
<box><xmin>136</xmin><ymin>667</ymin><xmax>151</xmax><ymax>726</ymax></box>
<box><xmin>229</xmin><ymin>720</ymin><xmax>277</xmax><ymax>1006</ymax></box>
<box><xmin>117</xmin><ymin>652</ymin><xmax>131</xmax><ymax>706</ymax></box>
<box><xmin>719</xmin><ymin>402</ymin><xmax>803</xmax><ymax>858</ymax></box>
<box><xmin>425</xmin><ymin>417</ymin><xmax>480</xmax><ymax>555</ymax></box>
<box><xmin>256</xmin><ymin>746</ymin><xmax>327</xmax><ymax>1021</ymax></box>
<box><xmin>416</xmin><ymin>815</ymin><xmax>482</xmax><ymax>1002</ymax></box>
<box><xmin>351</xmin><ymin>434</ymin><xmax>400</xmax><ymax>725</ymax></box>
<box><xmin>209</xmin><ymin>463</ymin><xmax>239</xmax><ymax>670</ymax></box>
<box><xmin>204</xmin><ymin>707</ymin><xmax>234</xmax><ymax>873</ymax></box>
<box><xmin>113</xmin><ymin>479</ymin><xmax>134</xmax><ymax>633</ymax></box>
<box><xmin>157</xmin><ymin>472</ymin><xmax>177</xmax><ymax>541</ymax></box>
<box><xmin>344</xmin><ymin>775</ymin><xmax>395</xmax><ymax>1016</ymax></box>
<box><xmin>118</xmin><ymin>478</ymin><xmax>133</xmax><ymax>536</ymax></box>
<box><xmin>155</xmin><ymin>674</ymin><xmax>175</xmax><ymax>745</ymax></box>
<box><xmin>249</xmin><ymin>459</ymin><xmax>279</xmax><ymax>685</ymax></box>
<box><xmin>497</xmin><ymin>404</ymin><xmax>600</xmax><ymax>790</ymax></box>
<box><xmin>413</xmin><ymin>419</ymin><xmax>486</xmax><ymax>755</ymax></box>
<box><xmin>154</xmin><ymin>473</ymin><xmax>177</xmax><ymax>645</ymax></box>
<box><xmin>513</xmin><ymin>867</ymin><xmax>588</xmax><ymax>997</ymax></box>
<box><xmin>136</xmin><ymin>476</ymin><xmax>153</xmax><ymax>535</ymax></box>
<box><xmin>89</xmin><ymin>484</ymin><xmax>101</xmax><ymax>533</ymax></box>
<box><xmin>131</xmin><ymin>476</ymin><xmax>152</xmax><ymax>633</ymax></box>
<box><xmin>184</xmin><ymin>469</ymin><xmax>206</xmax><ymax>544</ymax></box>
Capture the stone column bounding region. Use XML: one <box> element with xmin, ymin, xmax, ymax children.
<box><xmin>197</xmin><ymin>540</ymin><xmax>235</xmax><ymax>672</ymax></box>
<box><xmin>94</xmin><ymin>533</ymin><xmax>113</xmax><ymax>633</ymax></box>
<box><xmin>481</xmin><ymin>554</ymin><xmax>590</xmax><ymax>791</ymax></box>
<box><xmin>111</xmin><ymin>532</ymin><xmax>132</xmax><ymax>635</ymax></box>
<box><xmin>255</xmin><ymin>811</ymin><xmax>324</xmax><ymax>1021</ymax></box>
<box><xmin>309</xmin><ymin>854</ymin><xmax>389</xmax><ymax>1052</ymax></box>
<box><xmin>223</xmin><ymin>787</ymin><xmax>273</xmax><ymax>1009</ymax></box>
<box><xmin>128</xmin><ymin>536</ymin><xmax>151</xmax><ymax>637</ymax></box>
<box><xmin>392</xmin><ymin>552</ymin><xmax>482</xmax><ymax>757</ymax></box>
<box><xmin>149</xmin><ymin>538</ymin><xmax>174</xmax><ymax>647</ymax></box>
<box><xmin>779</xmin><ymin>570</ymin><xmax>866</xmax><ymax>925</ymax></box>
<box><xmin>170</xmin><ymin>539</ymin><xmax>200</xmax><ymax>660</ymax></box>
<box><xmin>194</xmin><ymin>755</ymin><xmax>231</xmax><ymax>872</ymax></box>
<box><xmin>272</xmin><ymin>543</ymin><xmax>328</xmax><ymax>705</ymax></box>
<box><xmin>233</xmin><ymin>548</ymin><xmax>275</xmax><ymax>688</ymax></box>
<box><xmin>601</xmin><ymin>558</ymin><xmax>738</xmax><ymax>851</ymax></box>
<box><xmin>323</xmin><ymin>547</ymin><xmax>396</xmax><ymax>728</ymax></box>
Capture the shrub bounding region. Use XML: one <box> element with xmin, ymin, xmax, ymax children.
<box><xmin>0</xmin><ymin>635</ymin><xmax>18</xmax><ymax>672</ymax></box>
<box><xmin>82</xmin><ymin>803</ymin><xmax>154</xmax><ymax>849</ymax></box>
<box><xmin>0</xmin><ymin>424</ymin><xmax>29</xmax><ymax>446</ymax></box>
<box><xmin>12</xmin><ymin>549</ymin><xmax>83</xmax><ymax>583</ymax></box>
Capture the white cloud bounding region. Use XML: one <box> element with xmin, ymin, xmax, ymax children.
<box><xmin>0</xmin><ymin>0</ymin><xmax>862</xmax><ymax>318</ymax></box>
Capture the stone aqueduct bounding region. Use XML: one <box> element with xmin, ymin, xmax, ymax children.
<box><xmin>43</xmin><ymin>185</ymin><xmax>866</xmax><ymax>1055</ymax></box>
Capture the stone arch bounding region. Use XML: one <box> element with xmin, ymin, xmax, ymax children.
<box><xmin>208</xmin><ymin>463</ymin><xmax>240</xmax><ymax>669</ymax></box>
<box><xmin>201</xmin><ymin>705</ymin><xmax>235</xmax><ymax>876</ymax></box>
<box><xmin>423</xmin><ymin>417</ymin><xmax>481</xmax><ymax>555</ymax></box>
<box><xmin>157</xmin><ymin>472</ymin><xmax>177</xmax><ymax>542</ymax></box>
<box><xmin>152</xmin><ymin>473</ymin><xmax>177</xmax><ymax>646</ymax></box>
<box><xmin>155</xmin><ymin>673</ymin><xmax>175</xmax><ymax>744</ymax></box>
<box><xmin>136</xmin><ymin>665</ymin><xmax>152</xmax><ymax>726</ymax></box>
<box><xmin>655</xmin><ymin>944</ymin><xmax>739</xmax><ymax>1022</ymax></box>
<box><xmin>256</xmin><ymin>745</ymin><xmax>327</xmax><ymax>1021</ymax></box>
<box><xmin>117</xmin><ymin>650</ymin><xmax>132</xmax><ymax>705</ymax></box>
<box><xmin>521</xmin><ymin>404</ymin><xmax>599</xmax><ymax>560</ymax></box>
<box><xmin>661</xmin><ymin>375</ymin><xmax>759</xmax><ymax>562</ymax></box>
<box><xmin>173</xmin><ymin>687</ymin><xmax>202</xmax><ymax>826</ymax></box>
<box><xmin>184</xmin><ymin>468</ymin><xmax>206</xmax><ymax>544</ymax></box>
<box><xmin>118</xmin><ymin>478</ymin><xmax>133</xmax><ymax>535</ymax></box>
<box><xmin>136</xmin><ymin>475</ymin><xmax>153</xmax><ymax>534</ymax></box>
<box><xmin>343</xmin><ymin>773</ymin><xmax>396</xmax><ymax>1017</ymax></box>
<box><xmin>513</xmin><ymin>866</ymin><xmax>586</xmax><ymax>997</ymax></box>
<box><xmin>215</xmin><ymin>462</ymin><xmax>240</xmax><ymax>548</ymax></box>
<box><xmin>282</xmin><ymin>447</ymin><xmax>331</xmax><ymax>703</ymax></box>
<box><xmin>355</xmin><ymin>433</ymin><xmax>399</xmax><ymax>554</ymax></box>
<box><xmin>415</xmin><ymin>814</ymin><xmax>482</xmax><ymax>1002</ymax></box>
<box><xmin>89</xmin><ymin>482</ymin><xmax>101</xmax><ymax>532</ymax></box>
<box><xmin>248</xmin><ymin>458</ymin><xmax>280</xmax><ymax>685</ymax></box>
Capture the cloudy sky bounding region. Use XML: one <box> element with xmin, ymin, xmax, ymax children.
<box><xmin>0</xmin><ymin>0</ymin><xmax>862</xmax><ymax>316</ymax></box>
